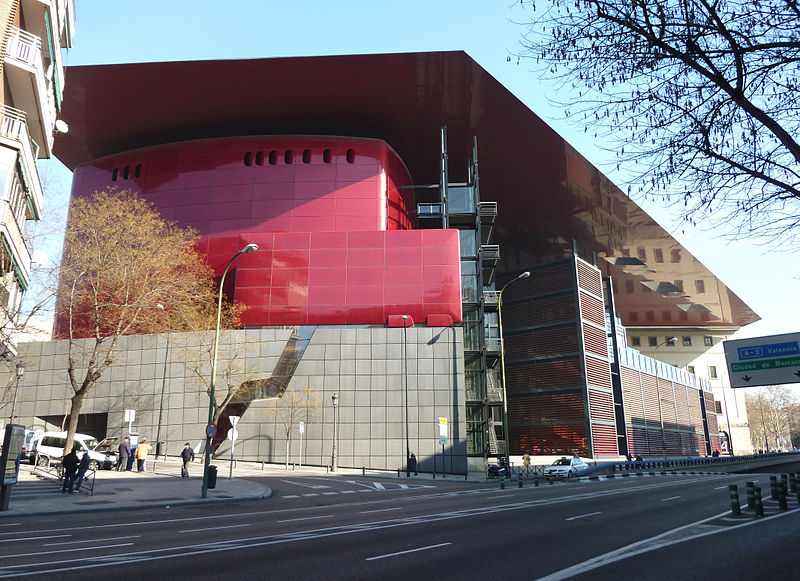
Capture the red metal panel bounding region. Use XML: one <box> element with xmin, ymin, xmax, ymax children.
<box><xmin>510</xmin><ymin>391</ymin><xmax>585</xmax><ymax>424</ymax></box>
<box><xmin>577</xmin><ymin>260</ymin><xmax>603</xmax><ymax>297</ymax></box>
<box><xmin>513</xmin><ymin>425</ymin><xmax>587</xmax><ymax>457</ymax></box>
<box><xmin>588</xmin><ymin>389</ymin><xmax>615</xmax><ymax>423</ymax></box>
<box><xmin>585</xmin><ymin>356</ymin><xmax>612</xmax><ymax>391</ymax></box>
<box><xmin>591</xmin><ymin>424</ymin><xmax>619</xmax><ymax>456</ymax></box>
<box><xmin>582</xmin><ymin>323</ymin><xmax>608</xmax><ymax>358</ymax></box>
<box><xmin>579</xmin><ymin>292</ymin><xmax>605</xmax><ymax>326</ymax></box>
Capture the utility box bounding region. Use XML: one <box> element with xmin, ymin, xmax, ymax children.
<box><xmin>208</xmin><ymin>465</ymin><xmax>218</xmax><ymax>489</ymax></box>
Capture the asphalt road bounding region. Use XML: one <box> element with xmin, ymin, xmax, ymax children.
<box><xmin>0</xmin><ymin>473</ymin><xmax>797</xmax><ymax>580</ymax></box>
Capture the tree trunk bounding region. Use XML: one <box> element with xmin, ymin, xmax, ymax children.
<box><xmin>63</xmin><ymin>392</ymin><xmax>86</xmax><ymax>456</ymax></box>
<box><xmin>285</xmin><ymin>433</ymin><xmax>292</xmax><ymax>469</ymax></box>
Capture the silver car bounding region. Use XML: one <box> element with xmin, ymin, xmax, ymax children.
<box><xmin>543</xmin><ymin>456</ymin><xmax>588</xmax><ymax>479</ymax></box>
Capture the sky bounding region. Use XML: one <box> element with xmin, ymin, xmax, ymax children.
<box><xmin>36</xmin><ymin>0</ymin><xmax>800</xmax><ymax>342</ymax></box>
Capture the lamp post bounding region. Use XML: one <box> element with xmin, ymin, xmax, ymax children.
<box><xmin>498</xmin><ymin>271</ymin><xmax>530</xmax><ymax>468</ymax></box>
<box><xmin>330</xmin><ymin>393</ymin><xmax>338</xmax><ymax>472</ymax></box>
<box><xmin>154</xmin><ymin>303</ymin><xmax>170</xmax><ymax>470</ymax></box>
<box><xmin>202</xmin><ymin>243</ymin><xmax>258</xmax><ymax>498</ymax></box>
<box><xmin>402</xmin><ymin>314</ymin><xmax>410</xmax><ymax>476</ymax></box>
<box><xmin>652</xmin><ymin>337</ymin><xmax>677</xmax><ymax>460</ymax></box>
<box><xmin>9</xmin><ymin>364</ymin><xmax>24</xmax><ymax>422</ymax></box>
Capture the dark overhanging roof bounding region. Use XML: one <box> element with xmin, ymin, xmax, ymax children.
<box><xmin>54</xmin><ymin>50</ymin><xmax>759</xmax><ymax>328</ymax></box>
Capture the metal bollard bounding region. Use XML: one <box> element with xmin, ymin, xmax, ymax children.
<box><xmin>518</xmin><ymin>475</ymin><xmax>523</xmax><ymax>488</ymax></box>
<box><xmin>781</xmin><ymin>474</ymin><xmax>789</xmax><ymax>492</ymax></box>
<box><xmin>754</xmin><ymin>487</ymin><xmax>764</xmax><ymax>517</ymax></box>
<box><xmin>770</xmin><ymin>476</ymin><xmax>778</xmax><ymax>500</ymax></box>
<box><xmin>534</xmin><ymin>476</ymin><xmax>539</xmax><ymax>487</ymax></box>
<box><xmin>777</xmin><ymin>482</ymin><xmax>788</xmax><ymax>510</ymax></box>
<box><xmin>500</xmin><ymin>473</ymin><xmax>505</xmax><ymax>489</ymax></box>
<box><xmin>729</xmin><ymin>484</ymin><xmax>741</xmax><ymax>516</ymax></box>
<box><xmin>746</xmin><ymin>481</ymin><xmax>755</xmax><ymax>510</ymax></box>
<box><xmin>790</xmin><ymin>473</ymin><xmax>797</xmax><ymax>494</ymax></box>
<box><xmin>548</xmin><ymin>475</ymin><xmax>553</xmax><ymax>485</ymax></box>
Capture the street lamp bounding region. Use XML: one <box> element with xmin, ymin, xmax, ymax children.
<box><xmin>330</xmin><ymin>393</ymin><xmax>338</xmax><ymax>472</ymax></box>
<box><xmin>202</xmin><ymin>243</ymin><xmax>258</xmax><ymax>498</ymax></box>
<box><xmin>498</xmin><ymin>271</ymin><xmax>530</xmax><ymax>468</ymax></box>
<box><xmin>9</xmin><ymin>364</ymin><xmax>24</xmax><ymax>422</ymax></box>
<box><xmin>402</xmin><ymin>314</ymin><xmax>410</xmax><ymax>476</ymax></box>
<box><xmin>653</xmin><ymin>337</ymin><xmax>677</xmax><ymax>460</ymax></box>
<box><xmin>154</xmin><ymin>303</ymin><xmax>170</xmax><ymax>470</ymax></box>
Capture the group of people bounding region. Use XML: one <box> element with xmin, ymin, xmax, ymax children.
<box><xmin>116</xmin><ymin>436</ymin><xmax>153</xmax><ymax>472</ymax></box>
<box><xmin>60</xmin><ymin>448</ymin><xmax>90</xmax><ymax>494</ymax></box>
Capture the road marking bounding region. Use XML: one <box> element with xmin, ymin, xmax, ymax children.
<box><xmin>0</xmin><ymin>524</ymin><xmax>20</xmax><ymax>528</ymax></box>
<box><xmin>486</xmin><ymin>495</ymin><xmax>510</xmax><ymax>499</ymax></box>
<box><xmin>360</xmin><ymin>507</ymin><xmax>402</xmax><ymax>514</ymax></box>
<box><xmin>44</xmin><ymin>535</ymin><xmax>140</xmax><ymax>547</ymax></box>
<box><xmin>280</xmin><ymin>480</ymin><xmax>330</xmax><ymax>489</ymax></box>
<box><xmin>366</xmin><ymin>542</ymin><xmax>452</xmax><ymax>561</ymax></box>
<box><xmin>322</xmin><ymin>492</ymin><xmax>338</xmax><ymax>496</ymax></box>
<box><xmin>0</xmin><ymin>535</ymin><xmax>71</xmax><ymax>544</ymax></box>
<box><xmin>282</xmin><ymin>495</ymin><xmax>300</xmax><ymax>499</ymax></box>
<box><xmin>302</xmin><ymin>493</ymin><xmax>320</xmax><ymax>497</ymax></box>
<box><xmin>566</xmin><ymin>511</ymin><xmax>602</xmax><ymax>521</ymax></box>
<box><xmin>341</xmin><ymin>490</ymin><xmax>357</xmax><ymax>494</ymax></box>
<box><xmin>178</xmin><ymin>524</ymin><xmax>250</xmax><ymax>534</ymax></box>
<box><xmin>4</xmin><ymin>543</ymin><xmax>134</xmax><ymax>560</ymax></box>
<box><xmin>373</xmin><ymin>482</ymin><xmax>385</xmax><ymax>490</ymax></box>
<box><xmin>660</xmin><ymin>496</ymin><xmax>681</xmax><ymax>502</ymax></box>
<box><xmin>276</xmin><ymin>515</ymin><xmax>335</xmax><ymax>524</ymax></box>
<box><xmin>714</xmin><ymin>486</ymin><xmax>728</xmax><ymax>490</ymax></box>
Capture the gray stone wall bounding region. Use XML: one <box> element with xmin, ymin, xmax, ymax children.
<box><xmin>16</xmin><ymin>325</ymin><xmax>466</xmax><ymax>473</ymax></box>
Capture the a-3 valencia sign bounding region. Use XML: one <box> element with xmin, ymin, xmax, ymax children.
<box><xmin>723</xmin><ymin>332</ymin><xmax>800</xmax><ymax>388</ymax></box>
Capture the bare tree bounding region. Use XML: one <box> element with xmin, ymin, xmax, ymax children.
<box><xmin>55</xmin><ymin>190</ymin><xmax>218</xmax><ymax>454</ymax></box>
<box><xmin>519</xmin><ymin>0</ymin><xmax>800</xmax><ymax>242</ymax></box>
<box><xmin>744</xmin><ymin>386</ymin><xmax>797</xmax><ymax>450</ymax></box>
<box><xmin>264</xmin><ymin>387</ymin><xmax>322</xmax><ymax>469</ymax></box>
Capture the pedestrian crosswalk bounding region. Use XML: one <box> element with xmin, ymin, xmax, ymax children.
<box><xmin>280</xmin><ymin>481</ymin><xmax>434</xmax><ymax>498</ymax></box>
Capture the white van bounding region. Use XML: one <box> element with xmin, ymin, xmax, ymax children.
<box><xmin>32</xmin><ymin>431</ymin><xmax>118</xmax><ymax>470</ymax></box>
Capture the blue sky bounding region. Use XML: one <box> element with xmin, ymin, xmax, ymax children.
<box><xmin>38</xmin><ymin>0</ymin><xmax>800</xmax><ymax>340</ymax></box>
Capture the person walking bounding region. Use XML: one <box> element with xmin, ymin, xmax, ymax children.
<box><xmin>522</xmin><ymin>452</ymin><xmax>531</xmax><ymax>475</ymax></box>
<box><xmin>180</xmin><ymin>442</ymin><xmax>194</xmax><ymax>478</ymax></box>
<box><xmin>135</xmin><ymin>439</ymin><xmax>152</xmax><ymax>473</ymax></box>
<box><xmin>74</xmin><ymin>452</ymin><xmax>91</xmax><ymax>492</ymax></box>
<box><xmin>409</xmin><ymin>452</ymin><xmax>418</xmax><ymax>476</ymax></box>
<box><xmin>61</xmin><ymin>449</ymin><xmax>79</xmax><ymax>493</ymax></box>
<box><xmin>117</xmin><ymin>436</ymin><xmax>131</xmax><ymax>471</ymax></box>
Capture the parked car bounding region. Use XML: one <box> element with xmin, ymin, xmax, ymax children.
<box><xmin>21</xmin><ymin>429</ymin><xmax>43</xmax><ymax>464</ymax></box>
<box><xmin>32</xmin><ymin>431</ymin><xmax>117</xmax><ymax>470</ymax></box>
<box><xmin>543</xmin><ymin>456</ymin><xmax>588</xmax><ymax>479</ymax></box>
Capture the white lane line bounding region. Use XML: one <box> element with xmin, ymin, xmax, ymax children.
<box><xmin>373</xmin><ymin>482</ymin><xmax>386</xmax><ymax>490</ymax></box>
<box><xmin>486</xmin><ymin>495</ymin><xmax>510</xmax><ymax>500</ymax></box>
<box><xmin>178</xmin><ymin>524</ymin><xmax>250</xmax><ymax>534</ymax></box>
<box><xmin>565</xmin><ymin>511</ymin><xmax>602</xmax><ymax>522</ymax></box>
<box><xmin>340</xmin><ymin>490</ymin><xmax>357</xmax><ymax>494</ymax></box>
<box><xmin>322</xmin><ymin>492</ymin><xmax>339</xmax><ymax>496</ymax></box>
<box><xmin>282</xmin><ymin>495</ymin><xmax>300</xmax><ymax>499</ymax></box>
<box><xmin>714</xmin><ymin>486</ymin><xmax>728</xmax><ymax>490</ymax></box>
<box><xmin>360</xmin><ymin>507</ymin><xmax>403</xmax><ymax>515</ymax></box>
<box><xmin>276</xmin><ymin>515</ymin><xmax>334</xmax><ymax>524</ymax></box>
<box><xmin>366</xmin><ymin>542</ymin><xmax>452</xmax><ymax>561</ymax></box>
<box><xmin>358</xmin><ymin>490</ymin><xmax>372</xmax><ymax>493</ymax></box>
<box><xmin>7</xmin><ymin>543</ymin><xmax>134</xmax><ymax>560</ymax></box>
<box><xmin>302</xmin><ymin>493</ymin><xmax>320</xmax><ymax>497</ymax></box>
<box><xmin>280</xmin><ymin>480</ymin><xmax>330</xmax><ymax>490</ymax></box>
<box><xmin>0</xmin><ymin>524</ymin><xmax>21</xmax><ymax>528</ymax></box>
<box><xmin>661</xmin><ymin>496</ymin><xmax>681</xmax><ymax>502</ymax></box>
<box><xmin>0</xmin><ymin>535</ymin><xmax>71</xmax><ymax>544</ymax></box>
<box><xmin>44</xmin><ymin>535</ymin><xmax>140</xmax><ymax>547</ymax></box>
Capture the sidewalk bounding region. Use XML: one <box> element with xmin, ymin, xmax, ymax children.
<box><xmin>0</xmin><ymin>458</ymin><xmax>272</xmax><ymax>518</ymax></box>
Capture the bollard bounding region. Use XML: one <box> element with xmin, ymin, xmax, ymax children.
<box><xmin>518</xmin><ymin>476</ymin><xmax>523</xmax><ymax>488</ymax></box>
<box><xmin>534</xmin><ymin>476</ymin><xmax>539</xmax><ymax>487</ymax></box>
<box><xmin>770</xmin><ymin>476</ymin><xmax>778</xmax><ymax>500</ymax></box>
<box><xmin>754</xmin><ymin>487</ymin><xmax>764</xmax><ymax>517</ymax></box>
<box><xmin>790</xmin><ymin>473</ymin><xmax>797</xmax><ymax>494</ymax></box>
<box><xmin>781</xmin><ymin>474</ymin><xmax>789</xmax><ymax>493</ymax></box>
<box><xmin>500</xmin><ymin>473</ymin><xmax>506</xmax><ymax>489</ymax></box>
<box><xmin>548</xmin><ymin>475</ymin><xmax>553</xmax><ymax>485</ymax></box>
<box><xmin>746</xmin><ymin>481</ymin><xmax>755</xmax><ymax>510</ymax></box>
<box><xmin>777</xmin><ymin>482</ymin><xmax>788</xmax><ymax>510</ymax></box>
<box><xmin>362</xmin><ymin>467</ymin><xmax>366</xmax><ymax>476</ymax></box>
<box><xmin>728</xmin><ymin>484</ymin><xmax>741</xmax><ymax>516</ymax></box>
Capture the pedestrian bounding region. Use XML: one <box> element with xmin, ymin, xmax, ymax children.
<box><xmin>117</xmin><ymin>436</ymin><xmax>131</xmax><ymax>471</ymax></box>
<box><xmin>135</xmin><ymin>438</ymin><xmax>152</xmax><ymax>473</ymax></box>
<box><xmin>74</xmin><ymin>452</ymin><xmax>91</xmax><ymax>492</ymax></box>
<box><xmin>61</xmin><ymin>448</ymin><xmax>79</xmax><ymax>493</ymax></box>
<box><xmin>634</xmin><ymin>454</ymin><xmax>643</xmax><ymax>462</ymax></box>
<box><xmin>625</xmin><ymin>452</ymin><xmax>633</xmax><ymax>462</ymax></box>
<box><xmin>408</xmin><ymin>452</ymin><xmax>417</xmax><ymax>476</ymax></box>
<box><xmin>180</xmin><ymin>442</ymin><xmax>194</xmax><ymax>478</ymax></box>
<box><xmin>522</xmin><ymin>452</ymin><xmax>531</xmax><ymax>475</ymax></box>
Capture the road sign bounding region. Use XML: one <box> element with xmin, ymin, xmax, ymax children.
<box><xmin>230</xmin><ymin>415</ymin><xmax>240</xmax><ymax>427</ymax></box>
<box><xmin>299</xmin><ymin>421</ymin><xmax>305</xmax><ymax>434</ymax></box>
<box><xmin>205</xmin><ymin>423</ymin><xmax>217</xmax><ymax>438</ymax></box>
<box><xmin>227</xmin><ymin>429</ymin><xmax>239</xmax><ymax>441</ymax></box>
<box><xmin>723</xmin><ymin>332</ymin><xmax>800</xmax><ymax>388</ymax></box>
<box><xmin>124</xmin><ymin>409</ymin><xmax>135</xmax><ymax>422</ymax></box>
<box><xmin>438</xmin><ymin>417</ymin><xmax>448</xmax><ymax>445</ymax></box>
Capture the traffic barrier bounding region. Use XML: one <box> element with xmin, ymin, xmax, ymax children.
<box><xmin>754</xmin><ymin>487</ymin><xmax>764</xmax><ymax>517</ymax></box>
<box><xmin>729</xmin><ymin>484</ymin><xmax>741</xmax><ymax>516</ymax></box>
<box><xmin>777</xmin><ymin>482</ymin><xmax>788</xmax><ymax>510</ymax></box>
<box><xmin>746</xmin><ymin>481</ymin><xmax>755</xmax><ymax>509</ymax></box>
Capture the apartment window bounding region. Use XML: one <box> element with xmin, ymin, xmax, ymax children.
<box><xmin>704</xmin><ymin>336</ymin><xmax>713</xmax><ymax>347</ymax></box>
<box><xmin>637</xmin><ymin>247</ymin><xmax>646</xmax><ymax>261</ymax></box>
<box><xmin>715</xmin><ymin>401</ymin><xmax>723</xmax><ymax>414</ymax></box>
<box><xmin>682</xmin><ymin>336</ymin><xmax>692</xmax><ymax>347</ymax></box>
<box><xmin>628</xmin><ymin>312</ymin><xmax>639</xmax><ymax>322</ymax></box>
<box><xmin>709</xmin><ymin>365</ymin><xmax>718</xmax><ymax>379</ymax></box>
<box><xmin>662</xmin><ymin>311</ymin><xmax>672</xmax><ymax>322</ymax></box>
<box><xmin>654</xmin><ymin>248</ymin><xmax>664</xmax><ymax>263</ymax></box>
<box><xmin>645</xmin><ymin>311</ymin><xmax>655</xmax><ymax>322</ymax></box>
<box><xmin>323</xmin><ymin>149</ymin><xmax>332</xmax><ymax>163</ymax></box>
<box><xmin>670</xmin><ymin>249</ymin><xmax>681</xmax><ymax>263</ymax></box>
<box><xmin>673</xmin><ymin>280</ymin><xmax>684</xmax><ymax>291</ymax></box>
<box><xmin>631</xmin><ymin>336</ymin><xmax>641</xmax><ymax>347</ymax></box>
<box><xmin>346</xmin><ymin>148</ymin><xmax>355</xmax><ymax>163</ymax></box>
<box><xmin>695</xmin><ymin>279</ymin><xmax>706</xmax><ymax>293</ymax></box>
<box><xmin>687</xmin><ymin>365</ymin><xmax>695</xmax><ymax>375</ymax></box>
<box><xmin>648</xmin><ymin>336</ymin><xmax>658</xmax><ymax>347</ymax></box>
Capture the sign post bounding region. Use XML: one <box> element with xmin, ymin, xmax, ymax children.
<box><xmin>724</xmin><ymin>332</ymin><xmax>800</xmax><ymax>388</ymax></box>
<box><xmin>299</xmin><ymin>421</ymin><xmax>305</xmax><ymax>468</ymax></box>
<box><xmin>124</xmin><ymin>409</ymin><xmax>135</xmax><ymax>435</ymax></box>
<box><xmin>228</xmin><ymin>416</ymin><xmax>240</xmax><ymax>479</ymax></box>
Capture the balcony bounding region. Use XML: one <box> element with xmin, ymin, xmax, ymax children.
<box><xmin>0</xmin><ymin>105</ymin><xmax>44</xmax><ymax>220</ymax></box>
<box><xmin>482</xmin><ymin>290</ymin><xmax>500</xmax><ymax>310</ymax></box>
<box><xmin>4</xmin><ymin>26</ymin><xmax>56</xmax><ymax>157</ymax></box>
<box><xmin>0</xmin><ymin>201</ymin><xmax>32</xmax><ymax>290</ymax></box>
